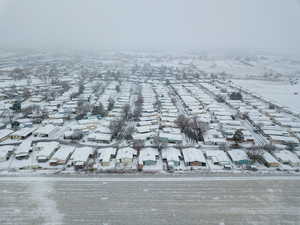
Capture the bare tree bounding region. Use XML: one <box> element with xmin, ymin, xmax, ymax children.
<box><xmin>76</xmin><ymin>100</ymin><xmax>90</xmax><ymax>115</ymax></box>
<box><xmin>247</xmin><ymin>145</ymin><xmax>263</xmax><ymax>161</ymax></box>
<box><xmin>263</xmin><ymin>144</ymin><xmax>276</xmax><ymax>152</ymax></box>
<box><xmin>92</xmin><ymin>102</ymin><xmax>106</xmax><ymax>117</ymax></box>
<box><xmin>122</xmin><ymin>104</ymin><xmax>131</xmax><ymax>120</ymax></box>
<box><xmin>22</xmin><ymin>104</ymin><xmax>41</xmax><ymax>116</ymax></box>
<box><xmin>109</xmin><ymin>119</ymin><xmax>125</xmax><ymax>140</ymax></box>
<box><xmin>107</xmin><ymin>97</ymin><xmax>115</xmax><ymax>111</ymax></box>
<box><xmin>175</xmin><ymin>115</ymin><xmax>208</xmax><ymax>143</ymax></box>
<box><xmin>152</xmin><ymin>136</ymin><xmax>167</xmax><ymax>150</ymax></box>
<box><xmin>133</xmin><ymin>140</ymin><xmax>145</xmax><ymax>154</ymax></box>
<box><xmin>233</xmin><ymin>129</ymin><xmax>244</xmax><ymax>146</ymax></box>
<box><xmin>175</xmin><ymin>114</ymin><xmax>189</xmax><ymax>131</ymax></box>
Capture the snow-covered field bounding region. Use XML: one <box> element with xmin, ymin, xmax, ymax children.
<box><xmin>1</xmin><ymin>175</ymin><xmax>300</xmax><ymax>225</ymax></box>
<box><xmin>233</xmin><ymin>79</ymin><xmax>300</xmax><ymax>114</ymax></box>
<box><xmin>0</xmin><ymin>176</ymin><xmax>300</xmax><ymax>225</ymax></box>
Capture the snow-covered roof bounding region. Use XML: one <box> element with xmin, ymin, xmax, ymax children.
<box><xmin>220</xmin><ymin>120</ymin><xmax>241</xmax><ymax>126</ymax></box>
<box><xmin>227</xmin><ymin>149</ymin><xmax>249</xmax><ymax>162</ymax></box>
<box><xmin>270</xmin><ymin>135</ymin><xmax>299</xmax><ymax>144</ymax></box>
<box><xmin>136</xmin><ymin>126</ymin><xmax>152</xmax><ymax>134</ymax></box>
<box><xmin>15</xmin><ymin>139</ymin><xmax>32</xmax><ymax>154</ymax></box>
<box><xmin>262</xmin><ymin>151</ymin><xmax>279</xmax><ymax>164</ymax></box>
<box><xmin>282</xmin><ymin>122</ymin><xmax>300</xmax><ymax>128</ymax></box>
<box><xmin>11</xmin><ymin>127</ymin><xmax>37</xmax><ymax>137</ymax></box>
<box><xmin>273</xmin><ymin>150</ymin><xmax>300</xmax><ymax>164</ymax></box>
<box><xmin>34</xmin><ymin>124</ymin><xmax>57</xmax><ymax>136</ymax></box>
<box><xmin>139</xmin><ymin>148</ymin><xmax>159</xmax><ymax>163</ymax></box>
<box><xmin>87</xmin><ymin>133</ymin><xmax>111</xmax><ymax>141</ymax></box>
<box><xmin>182</xmin><ymin>148</ymin><xmax>206</xmax><ymax>163</ymax></box>
<box><xmin>263</xmin><ymin>129</ymin><xmax>288</xmax><ymax>136</ymax></box>
<box><xmin>206</xmin><ymin>150</ymin><xmax>230</xmax><ymax>163</ymax></box>
<box><xmin>161</xmin><ymin>147</ymin><xmax>181</xmax><ymax>162</ymax></box>
<box><xmin>50</xmin><ymin>145</ymin><xmax>75</xmax><ymax>161</ymax></box>
<box><xmin>159</xmin><ymin>132</ymin><xmax>183</xmax><ymax>142</ymax></box>
<box><xmin>71</xmin><ymin>147</ymin><xmax>94</xmax><ymax>162</ymax></box>
<box><xmin>132</xmin><ymin>132</ymin><xmax>153</xmax><ymax>141</ymax></box>
<box><xmin>36</xmin><ymin>142</ymin><xmax>60</xmax><ymax>157</ymax></box>
<box><xmin>95</xmin><ymin>126</ymin><xmax>111</xmax><ymax>134</ymax></box>
<box><xmin>0</xmin><ymin>129</ymin><xmax>13</xmax><ymax>140</ymax></box>
<box><xmin>116</xmin><ymin>147</ymin><xmax>136</xmax><ymax>160</ymax></box>
<box><xmin>0</xmin><ymin>145</ymin><xmax>15</xmax><ymax>158</ymax></box>
<box><xmin>99</xmin><ymin>147</ymin><xmax>116</xmax><ymax>162</ymax></box>
<box><xmin>35</xmin><ymin>141</ymin><xmax>59</xmax><ymax>149</ymax></box>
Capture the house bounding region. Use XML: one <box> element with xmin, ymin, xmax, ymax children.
<box><xmin>99</xmin><ymin>147</ymin><xmax>117</xmax><ymax>167</ymax></box>
<box><xmin>49</xmin><ymin>145</ymin><xmax>75</xmax><ymax>166</ymax></box>
<box><xmin>35</xmin><ymin>141</ymin><xmax>60</xmax><ymax>162</ymax></box>
<box><xmin>182</xmin><ymin>148</ymin><xmax>206</xmax><ymax>167</ymax></box>
<box><xmin>161</xmin><ymin>147</ymin><xmax>182</xmax><ymax>170</ymax></box>
<box><xmin>273</xmin><ymin>150</ymin><xmax>300</xmax><ymax>167</ymax></box>
<box><xmin>70</xmin><ymin>147</ymin><xmax>94</xmax><ymax>169</ymax></box>
<box><xmin>227</xmin><ymin>149</ymin><xmax>251</xmax><ymax>165</ymax></box>
<box><xmin>261</xmin><ymin>151</ymin><xmax>280</xmax><ymax>167</ymax></box>
<box><xmin>10</xmin><ymin>127</ymin><xmax>37</xmax><ymax>140</ymax></box>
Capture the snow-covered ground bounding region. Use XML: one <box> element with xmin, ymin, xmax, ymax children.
<box><xmin>233</xmin><ymin>79</ymin><xmax>300</xmax><ymax>114</ymax></box>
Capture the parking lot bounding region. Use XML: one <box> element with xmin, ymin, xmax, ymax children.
<box><xmin>1</xmin><ymin>175</ymin><xmax>300</xmax><ymax>225</ymax></box>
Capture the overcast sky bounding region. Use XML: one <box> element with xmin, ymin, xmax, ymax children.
<box><xmin>0</xmin><ymin>0</ymin><xmax>299</xmax><ymax>54</ymax></box>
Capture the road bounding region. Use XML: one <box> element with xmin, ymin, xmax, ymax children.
<box><xmin>1</xmin><ymin>176</ymin><xmax>300</xmax><ymax>225</ymax></box>
<box><xmin>196</xmin><ymin>81</ymin><xmax>269</xmax><ymax>146</ymax></box>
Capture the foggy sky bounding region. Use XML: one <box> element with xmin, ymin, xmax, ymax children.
<box><xmin>0</xmin><ymin>0</ymin><xmax>300</xmax><ymax>54</ymax></box>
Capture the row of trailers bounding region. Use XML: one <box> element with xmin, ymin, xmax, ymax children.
<box><xmin>1</xmin><ymin>140</ymin><xmax>220</xmax><ymax>172</ymax></box>
<box><xmin>0</xmin><ymin>140</ymin><xmax>95</xmax><ymax>170</ymax></box>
